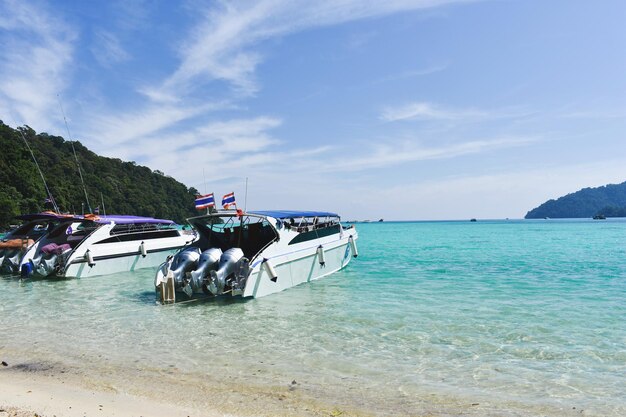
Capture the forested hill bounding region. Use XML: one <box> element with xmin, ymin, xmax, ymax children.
<box><xmin>0</xmin><ymin>121</ymin><xmax>198</xmax><ymax>228</ymax></box>
<box><xmin>525</xmin><ymin>181</ymin><xmax>626</xmax><ymax>219</ymax></box>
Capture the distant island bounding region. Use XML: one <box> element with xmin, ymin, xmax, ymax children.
<box><xmin>0</xmin><ymin>121</ymin><xmax>198</xmax><ymax>229</ymax></box>
<box><xmin>525</xmin><ymin>181</ymin><xmax>626</xmax><ymax>219</ymax></box>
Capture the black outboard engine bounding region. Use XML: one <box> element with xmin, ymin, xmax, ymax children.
<box><xmin>206</xmin><ymin>248</ymin><xmax>249</xmax><ymax>296</ymax></box>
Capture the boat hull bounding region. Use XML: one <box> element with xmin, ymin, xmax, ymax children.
<box><xmin>156</xmin><ymin>226</ymin><xmax>358</xmax><ymax>301</ymax></box>
<box><xmin>20</xmin><ymin>220</ymin><xmax>194</xmax><ymax>278</ymax></box>
<box><xmin>243</xmin><ymin>232</ymin><xmax>356</xmax><ymax>298</ymax></box>
<box><xmin>64</xmin><ymin>246</ymin><xmax>182</xmax><ymax>278</ymax></box>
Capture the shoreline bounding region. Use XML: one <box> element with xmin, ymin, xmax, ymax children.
<box><xmin>0</xmin><ymin>370</ymin><xmax>209</xmax><ymax>417</ymax></box>
<box><xmin>0</xmin><ymin>356</ymin><xmax>592</xmax><ymax>417</ymax></box>
<box><xmin>0</xmin><ymin>356</ymin><xmax>373</xmax><ymax>417</ymax></box>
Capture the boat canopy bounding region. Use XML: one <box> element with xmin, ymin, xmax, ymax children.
<box><xmin>15</xmin><ymin>212</ymin><xmax>79</xmax><ymax>222</ymax></box>
<box><xmin>16</xmin><ymin>212</ymin><xmax>175</xmax><ymax>225</ymax></box>
<box><xmin>248</xmin><ymin>210</ymin><xmax>339</xmax><ymax>219</ymax></box>
<box><xmin>95</xmin><ymin>215</ymin><xmax>176</xmax><ymax>225</ymax></box>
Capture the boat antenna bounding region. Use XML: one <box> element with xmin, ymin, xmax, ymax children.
<box><xmin>243</xmin><ymin>177</ymin><xmax>248</xmax><ymax>212</ymax></box>
<box><xmin>100</xmin><ymin>192</ymin><xmax>107</xmax><ymax>217</ymax></box>
<box><xmin>16</xmin><ymin>126</ymin><xmax>60</xmax><ymax>214</ymax></box>
<box><xmin>236</xmin><ymin>177</ymin><xmax>248</xmax><ymax>249</ymax></box>
<box><xmin>203</xmin><ymin>167</ymin><xmax>207</xmax><ymax>195</ymax></box>
<box><xmin>203</xmin><ymin>167</ymin><xmax>209</xmax><ymax>215</ymax></box>
<box><xmin>58</xmin><ymin>96</ymin><xmax>92</xmax><ymax>213</ymax></box>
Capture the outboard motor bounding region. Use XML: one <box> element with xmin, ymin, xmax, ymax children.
<box><xmin>2</xmin><ymin>249</ymin><xmax>22</xmax><ymax>274</ymax></box>
<box><xmin>34</xmin><ymin>253</ymin><xmax>57</xmax><ymax>277</ymax></box>
<box><xmin>32</xmin><ymin>243</ymin><xmax>73</xmax><ymax>277</ymax></box>
<box><xmin>168</xmin><ymin>247</ymin><xmax>201</xmax><ymax>288</ymax></box>
<box><xmin>188</xmin><ymin>248</ymin><xmax>222</xmax><ymax>292</ymax></box>
<box><xmin>206</xmin><ymin>248</ymin><xmax>249</xmax><ymax>296</ymax></box>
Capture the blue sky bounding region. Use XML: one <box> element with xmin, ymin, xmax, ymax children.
<box><xmin>1</xmin><ymin>0</ymin><xmax>625</xmax><ymax>220</ymax></box>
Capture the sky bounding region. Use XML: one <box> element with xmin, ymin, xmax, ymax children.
<box><xmin>1</xmin><ymin>0</ymin><xmax>625</xmax><ymax>220</ymax></box>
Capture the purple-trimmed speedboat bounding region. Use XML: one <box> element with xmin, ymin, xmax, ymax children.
<box><xmin>19</xmin><ymin>212</ymin><xmax>195</xmax><ymax>278</ymax></box>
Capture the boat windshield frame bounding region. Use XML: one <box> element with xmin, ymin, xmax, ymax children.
<box><xmin>186</xmin><ymin>212</ymin><xmax>280</xmax><ymax>260</ymax></box>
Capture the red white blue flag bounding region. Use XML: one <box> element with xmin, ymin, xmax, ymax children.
<box><xmin>222</xmin><ymin>192</ymin><xmax>236</xmax><ymax>209</ymax></box>
<box><xmin>195</xmin><ymin>193</ymin><xmax>215</xmax><ymax>210</ymax></box>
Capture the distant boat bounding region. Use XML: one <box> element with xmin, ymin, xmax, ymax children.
<box><xmin>378</xmin><ymin>218</ymin><xmax>384</xmax><ymax>222</ymax></box>
<box><xmin>593</xmin><ymin>214</ymin><xmax>606</xmax><ymax>220</ymax></box>
<box><xmin>470</xmin><ymin>218</ymin><xmax>477</xmax><ymax>222</ymax></box>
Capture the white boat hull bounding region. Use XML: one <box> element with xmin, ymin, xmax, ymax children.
<box><xmin>64</xmin><ymin>246</ymin><xmax>183</xmax><ymax>278</ymax></box>
<box><xmin>21</xmin><ymin>220</ymin><xmax>194</xmax><ymax>278</ymax></box>
<box><xmin>243</xmin><ymin>232</ymin><xmax>356</xmax><ymax>298</ymax></box>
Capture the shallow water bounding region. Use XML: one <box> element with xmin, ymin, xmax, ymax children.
<box><xmin>1</xmin><ymin>219</ymin><xmax>625</xmax><ymax>416</ymax></box>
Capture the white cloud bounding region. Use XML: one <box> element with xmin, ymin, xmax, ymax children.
<box><xmin>362</xmin><ymin>158</ymin><xmax>626</xmax><ymax>220</ymax></box>
<box><xmin>375</xmin><ymin>64</ymin><xmax>449</xmax><ymax>84</ymax></box>
<box><xmin>380</xmin><ymin>102</ymin><xmax>491</xmax><ymax>122</ymax></box>
<box><xmin>91</xmin><ymin>29</ymin><xmax>131</xmax><ymax>66</ymax></box>
<box><xmin>153</xmin><ymin>0</ymin><xmax>473</xmax><ymax>101</ymax></box>
<box><xmin>557</xmin><ymin>109</ymin><xmax>626</xmax><ymax>120</ymax></box>
<box><xmin>311</xmin><ymin>136</ymin><xmax>537</xmax><ymax>173</ymax></box>
<box><xmin>102</xmin><ymin>116</ymin><xmax>284</xmax><ymax>184</ymax></box>
<box><xmin>88</xmin><ymin>101</ymin><xmax>232</xmax><ymax>148</ymax></box>
<box><xmin>84</xmin><ymin>0</ymin><xmax>479</xmax><ymax>182</ymax></box>
<box><xmin>0</xmin><ymin>0</ymin><xmax>76</xmax><ymax>129</ymax></box>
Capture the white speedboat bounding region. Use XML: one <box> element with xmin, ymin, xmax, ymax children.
<box><xmin>155</xmin><ymin>210</ymin><xmax>358</xmax><ymax>302</ymax></box>
<box><xmin>20</xmin><ymin>213</ymin><xmax>195</xmax><ymax>278</ymax></box>
<box><xmin>0</xmin><ymin>213</ymin><xmax>65</xmax><ymax>274</ymax></box>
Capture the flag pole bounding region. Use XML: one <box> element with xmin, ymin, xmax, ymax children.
<box><xmin>100</xmin><ymin>192</ymin><xmax>107</xmax><ymax>217</ymax></box>
<box><xmin>244</xmin><ymin>177</ymin><xmax>248</xmax><ymax>213</ymax></box>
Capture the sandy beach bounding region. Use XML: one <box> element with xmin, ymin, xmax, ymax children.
<box><xmin>0</xmin><ymin>354</ymin><xmax>516</xmax><ymax>417</ymax></box>
<box><xmin>0</xmin><ymin>356</ymin><xmax>375</xmax><ymax>417</ymax></box>
<box><xmin>0</xmin><ymin>366</ymin><xmax>219</xmax><ymax>417</ymax></box>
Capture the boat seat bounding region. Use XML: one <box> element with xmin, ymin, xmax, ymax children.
<box><xmin>41</xmin><ymin>243</ymin><xmax>71</xmax><ymax>255</ymax></box>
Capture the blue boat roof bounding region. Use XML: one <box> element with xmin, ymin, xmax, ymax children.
<box><xmin>248</xmin><ymin>210</ymin><xmax>339</xmax><ymax>219</ymax></box>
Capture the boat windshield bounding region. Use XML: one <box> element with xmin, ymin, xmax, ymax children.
<box><xmin>8</xmin><ymin>220</ymin><xmax>58</xmax><ymax>239</ymax></box>
<box><xmin>188</xmin><ymin>214</ymin><xmax>278</xmax><ymax>259</ymax></box>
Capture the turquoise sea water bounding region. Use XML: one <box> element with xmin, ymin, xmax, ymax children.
<box><xmin>1</xmin><ymin>219</ymin><xmax>625</xmax><ymax>416</ymax></box>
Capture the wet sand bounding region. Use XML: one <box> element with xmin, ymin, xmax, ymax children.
<box><xmin>0</xmin><ymin>370</ymin><xmax>215</xmax><ymax>417</ymax></box>
<box><xmin>0</xmin><ymin>356</ymin><xmax>507</xmax><ymax>417</ymax></box>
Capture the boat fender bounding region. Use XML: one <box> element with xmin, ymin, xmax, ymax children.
<box><xmin>85</xmin><ymin>249</ymin><xmax>95</xmax><ymax>267</ymax></box>
<box><xmin>263</xmin><ymin>258</ymin><xmax>278</xmax><ymax>282</ymax></box>
<box><xmin>349</xmin><ymin>236</ymin><xmax>358</xmax><ymax>258</ymax></box>
<box><xmin>316</xmin><ymin>245</ymin><xmax>326</xmax><ymax>267</ymax></box>
<box><xmin>140</xmin><ymin>241</ymin><xmax>147</xmax><ymax>257</ymax></box>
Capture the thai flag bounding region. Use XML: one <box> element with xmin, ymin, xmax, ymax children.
<box><xmin>222</xmin><ymin>192</ymin><xmax>236</xmax><ymax>209</ymax></box>
<box><xmin>195</xmin><ymin>193</ymin><xmax>215</xmax><ymax>210</ymax></box>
